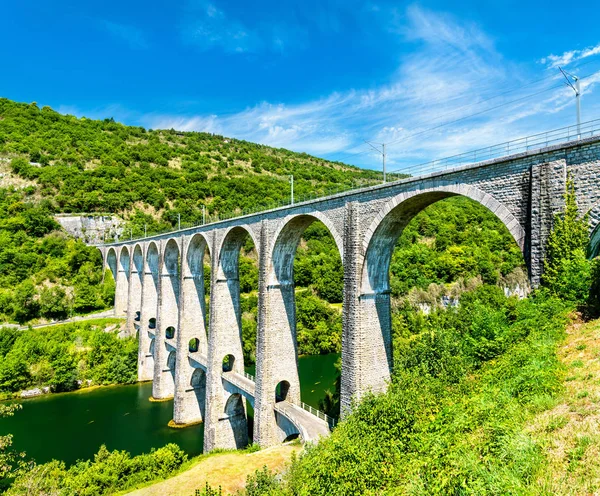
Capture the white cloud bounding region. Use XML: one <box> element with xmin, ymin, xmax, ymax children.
<box><xmin>141</xmin><ymin>6</ymin><xmax>600</xmax><ymax>171</ymax></box>
<box><xmin>181</xmin><ymin>1</ymin><xmax>306</xmax><ymax>54</ymax></box>
<box><xmin>101</xmin><ymin>21</ymin><xmax>148</xmax><ymax>50</ymax></box>
<box><xmin>541</xmin><ymin>43</ymin><xmax>600</xmax><ymax>68</ymax></box>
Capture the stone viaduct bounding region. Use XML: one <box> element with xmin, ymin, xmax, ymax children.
<box><xmin>99</xmin><ymin>135</ymin><xmax>600</xmax><ymax>452</ymax></box>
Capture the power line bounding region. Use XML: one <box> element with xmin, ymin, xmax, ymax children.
<box><xmin>329</xmin><ymin>58</ymin><xmax>600</xmax><ymax>166</ymax></box>
<box><xmin>385</xmin><ymin>69</ymin><xmax>599</xmax><ymax>151</ymax></box>
<box><xmin>384</xmin><ymin>69</ymin><xmax>600</xmax><ymax>175</ymax></box>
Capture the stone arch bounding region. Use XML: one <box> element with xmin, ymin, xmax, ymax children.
<box><xmin>191</xmin><ymin>367</ymin><xmax>206</xmax><ymax>388</ymax></box>
<box><xmin>133</xmin><ymin>244</ymin><xmax>144</xmax><ymax>273</ymax></box>
<box><xmin>269</xmin><ymin>210</ymin><xmax>343</xmax><ymax>264</ymax></box>
<box><xmin>162</xmin><ymin>238</ymin><xmax>180</xmax><ymax>278</ymax></box>
<box><xmin>173</xmin><ymin>233</ymin><xmax>212</xmax><ymax>425</ymax></box>
<box><xmin>275</xmin><ymin>380</ymin><xmax>290</xmax><ymax>403</ymax></box>
<box><xmin>167</xmin><ymin>350</ymin><xmax>176</xmax><ymax>382</ymax></box>
<box><xmin>223</xmin><ymin>393</ymin><xmax>249</xmax><ymax>449</ymax></box>
<box><xmin>118</xmin><ymin>246</ymin><xmax>130</xmax><ymax>279</ymax></box>
<box><xmin>146</xmin><ymin>241</ymin><xmax>160</xmax><ymax>275</ymax></box>
<box><xmin>268</xmin><ymin>213</ymin><xmax>344</xmax><ymax>286</ymax></box>
<box><xmin>189</xmin><ymin>338</ymin><xmax>200</xmax><ymax>352</ymax></box>
<box><xmin>154</xmin><ymin>238</ymin><xmax>180</xmax><ymax>399</ymax></box>
<box><xmin>181</xmin><ymin>232</ymin><xmax>211</xmax><ymax>354</ymax></box>
<box><xmin>223</xmin><ymin>354</ymin><xmax>235</xmax><ymax>372</ymax></box>
<box><xmin>184</xmin><ymin>233</ymin><xmax>211</xmax><ymax>277</ymax></box>
<box><xmin>129</xmin><ymin>244</ymin><xmax>144</xmax><ymax>339</ymax></box>
<box><xmin>262</xmin><ymin>214</ymin><xmax>344</xmax><ymax>408</ymax></box>
<box><xmin>217</xmin><ymin>225</ymin><xmax>259</xmax><ymax>281</ymax></box>
<box><xmin>351</xmin><ymin>184</ymin><xmax>529</xmax><ymax>401</ymax></box>
<box><xmin>113</xmin><ymin>246</ymin><xmax>130</xmax><ymax>316</ymax></box>
<box><xmin>361</xmin><ymin>184</ymin><xmax>527</xmax><ymax>294</ymax></box>
<box><xmin>138</xmin><ymin>241</ymin><xmax>159</xmax><ymax>382</ymax></box>
<box><xmin>106</xmin><ymin>247</ymin><xmax>117</xmax><ymax>281</ymax></box>
<box><xmin>211</xmin><ymin>225</ymin><xmax>259</xmax><ymax>372</ymax></box>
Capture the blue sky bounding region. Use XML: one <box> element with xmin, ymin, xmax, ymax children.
<box><xmin>2</xmin><ymin>0</ymin><xmax>600</xmax><ymax>171</ymax></box>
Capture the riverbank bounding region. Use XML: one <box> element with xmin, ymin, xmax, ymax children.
<box><xmin>123</xmin><ymin>442</ymin><xmax>301</xmax><ymax>496</ymax></box>
<box><xmin>0</xmin><ymin>317</ymin><xmax>131</xmax><ymax>401</ymax></box>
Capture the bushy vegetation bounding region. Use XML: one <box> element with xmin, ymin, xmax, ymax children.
<box><xmin>0</xmin><ymin>404</ymin><xmax>25</xmax><ymax>491</ymax></box>
<box><xmin>6</xmin><ymin>443</ymin><xmax>187</xmax><ymax>495</ymax></box>
<box><xmin>0</xmin><ymin>188</ymin><xmax>114</xmax><ymax>324</ymax></box>
<box><xmin>282</xmin><ymin>289</ymin><xmax>568</xmax><ymax>495</ymax></box>
<box><xmin>0</xmin><ymin>319</ymin><xmax>137</xmax><ymax>396</ymax></box>
<box><xmin>543</xmin><ymin>176</ymin><xmax>593</xmax><ymax>305</ymax></box>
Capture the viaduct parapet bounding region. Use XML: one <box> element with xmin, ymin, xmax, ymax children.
<box><xmin>99</xmin><ymin>135</ymin><xmax>600</xmax><ymax>451</ymax></box>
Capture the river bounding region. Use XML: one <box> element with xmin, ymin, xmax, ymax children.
<box><xmin>0</xmin><ymin>353</ymin><xmax>339</xmax><ymax>466</ymax></box>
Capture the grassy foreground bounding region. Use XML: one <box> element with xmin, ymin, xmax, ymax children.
<box><xmin>123</xmin><ymin>443</ymin><xmax>301</xmax><ymax>496</ymax></box>
<box><xmin>528</xmin><ymin>316</ymin><xmax>600</xmax><ymax>493</ymax></box>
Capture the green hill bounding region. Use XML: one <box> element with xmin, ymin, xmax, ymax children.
<box><xmin>0</xmin><ymin>98</ymin><xmax>381</xmax><ymax>234</ymax></box>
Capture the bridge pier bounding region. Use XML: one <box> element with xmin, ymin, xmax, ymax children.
<box><xmin>528</xmin><ymin>160</ymin><xmax>568</xmax><ymax>287</ymax></box>
<box><xmin>173</xmin><ymin>235</ymin><xmax>210</xmax><ymax>425</ymax></box>
<box><xmin>138</xmin><ymin>243</ymin><xmax>158</xmax><ymax>382</ymax></box>
<box><xmin>340</xmin><ymin>202</ymin><xmax>393</xmax><ymax>414</ymax></box>
<box><xmin>127</xmin><ymin>245</ymin><xmax>143</xmax><ymax>338</ymax></box>
<box><xmin>152</xmin><ymin>240</ymin><xmax>179</xmax><ymax>400</ymax></box>
<box><xmin>254</xmin><ymin>219</ymin><xmax>302</xmax><ymax>447</ymax></box>
<box><xmin>204</xmin><ymin>229</ymin><xmax>249</xmax><ymax>452</ymax></box>
<box><xmin>115</xmin><ymin>247</ymin><xmax>130</xmax><ymax>317</ymax></box>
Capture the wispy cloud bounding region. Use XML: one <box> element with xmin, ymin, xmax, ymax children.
<box><xmin>101</xmin><ymin>20</ymin><xmax>149</xmax><ymax>50</ymax></box>
<box><xmin>181</xmin><ymin>1</ymin><xmax>306</xmax><ymax>54</ymax></box>
<box><xmin>541</xmin><ymin>43</ymin><xmax>600</xmax><ymax>68</ymax></box>
<box><xmin>141</xmin><ymin>6</ymin><xmax>600</xmax><ymax>169</ymax></box>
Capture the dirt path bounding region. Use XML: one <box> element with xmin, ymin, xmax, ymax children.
<box><xmin>125</xmin><ymin>443</ymin><xmax>301</xmax><ymax>496</ymax></box>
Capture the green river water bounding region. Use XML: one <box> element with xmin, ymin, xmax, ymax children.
<box><xmin>0</xmin><ymin>353</ymin><xmax>339</xmax><ymax>466</ymax></box>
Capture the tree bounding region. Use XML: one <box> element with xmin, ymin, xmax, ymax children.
<box><xmin>0</xmin><ymin>404</ymin><xmax>27</xmax><ymax>489</ymax></box>
<box><xmin>542</xmin><ymin>176</ymin><xmax>591</xmax><ymax>302</ymax></box>
<box><xmin>39</xmin><ymin>286</ymin><xmax>70</xmax><ymax>320</ymax></box>
<box><xmin>50</xmin><ymin>352</ymin><xmax>78</xmax><ymax>392</ymax></box>
<box><xmin>12</xmin><ymin>280</ymin><xmax>39</xmax><ymax>324</ymax></box>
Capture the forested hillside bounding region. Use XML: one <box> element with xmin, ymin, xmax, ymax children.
<box><xmin>0</xmin><ymin>98</ymin><xmax>381</xmax><ymax>234</ymax></box>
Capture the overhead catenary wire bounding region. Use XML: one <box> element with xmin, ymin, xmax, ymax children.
<box><xmin>329</xmin><ymin>59</ymin><xmax>600</xmax><ymax>166</ymax></box>
<box><xmin>382</xmin><ymin>69</ymin><xmax>600</xmax><ymax>176</ymax></box>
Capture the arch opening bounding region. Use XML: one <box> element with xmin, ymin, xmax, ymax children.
<box><xmin>167</xmin><ymin>351</ymin><xmax>176</xmax><ymax>382</ymax></box>
<box><xmin>131</xmin><ymin>244</ymin><xmax>144</xmax><ymax>317</ymax></box>
<box><xmin>189</xmin><ymin>338</ymin><xmax>200</xmax><ymax>353</ymax></box>
<box><xmin>106</xmin><ymin>248</ymin><xmax>117</xmax><ymax>281</ymax></box>
<box><xmin>119</xmin><ymin>246</ymin><xmax>130</xmax><ymax>279</ymax></box>
<box><xmin>213</xmin><ymin>226</ymin><xmax>259</xmax><ymax>374</ymax></box>
<box><xmin>356</xmin><ymin>192</ymin><xmax>528</xmax><ymax>399</ymax></box>
<box><xmin>267</xmin><ymin>215</ymin><xmax>343</xmax><ymax>416</ymax></box>
<box><xmin>223</xmin><ymin>393</ymin><xmax>249</xmax><ymax>449</ymax></box>
<box><xmin>191</xmin><ymin>367</ymin><xmax>206</xmax><ymax>388</ymax></box>
<box><xmin>275</xmin><ymin>381</ymin><xmax>290</xmax><ymax>403</ymax></box>
<box><xmin>166</xmin><ymin>326</ymin><xmax>176</xmax><ymax>340</ymax></box>
<box><xmin>223</xmin><ymin>354</ymin><xmax>235</xmax><ymax>373</ymax></box>
<box><xmin>149</xmin><ymin>317</ymin><xmax>156</xmax><ymax>329</ymax></box>
<box><xmin>183</xmin><ymin>233</ymin><xmax>212</xmax><ymax>355</ymax></box>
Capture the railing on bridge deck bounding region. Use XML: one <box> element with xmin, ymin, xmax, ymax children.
<box><xmin>298</xmin><ymin>401</ymin><xmax>337</xmax><ymax>429</ymax></box>
<box><xmin>274</xmin><ymin>400</ymin><xmax>337</xmax><ymax>431</ymax></box>
<box><xmin>223</xmin><ymin>371</ymin><xmax>338</xmax><ymax>430</ymax></box>
<box><xmin>98</xmin><ymin>118</ymin><xmax>600</xmax><ymax>245</ymax></box>
<box><xmin>385</xmin><ymin>118</ymin><xmax>600</xmax><ymax>178</ymax></box>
